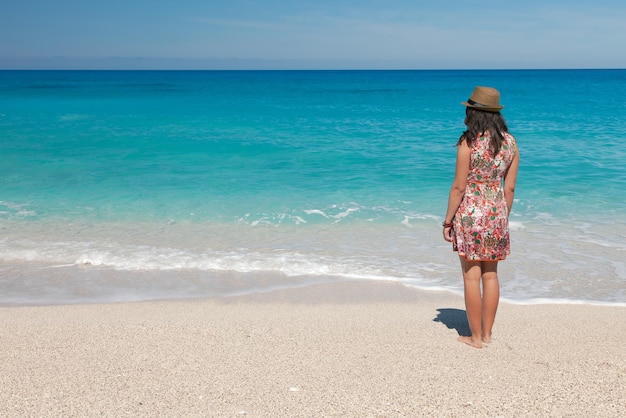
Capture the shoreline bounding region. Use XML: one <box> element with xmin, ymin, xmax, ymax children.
<box><xmin>2</xmin><ymin>218</ymin><xmax>626</xmax><ymax>307</ymax></box>
<box><xmin>2</xmin><ymin>280</ymin><xmax>625</xmax><ymax>416</ymax></box>
<box><xmin>2</xmin><ymin>262</ymin><xmax>625</xmax><ymax>308</ymax></box>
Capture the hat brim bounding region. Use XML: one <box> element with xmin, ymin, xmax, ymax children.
<box><xmin>461</xmin><ymin>101</ymin><xmax>504</xmax><ymax>112</ymax></box>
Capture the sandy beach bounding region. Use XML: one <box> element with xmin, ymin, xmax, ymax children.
<box><xmin>1</xmin><ymin>280</ymin><xmax>625</xmax><ymax>417</ymax></box>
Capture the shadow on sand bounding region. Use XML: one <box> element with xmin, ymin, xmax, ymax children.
<box><xmin>433</xmin><ymin>308</ymin><xmax>470</xmax><ymax>337</ymax></box>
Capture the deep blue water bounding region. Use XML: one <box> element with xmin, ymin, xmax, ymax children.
<box><xmin>1</xmin><ymin>70</ymin><xmax>625</xmax><ymax>305</ymax></box>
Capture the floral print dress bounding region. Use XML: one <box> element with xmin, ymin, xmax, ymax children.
<box><xmin>452</xmin><ymin>131</ymin><xmax>518</xmax><ymax>261</ymax></box>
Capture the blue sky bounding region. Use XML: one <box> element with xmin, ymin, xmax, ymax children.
<box><xmin>1</xmin><ymin>0</ymin><xmax>625</xmax><ymax>69</ymax></box>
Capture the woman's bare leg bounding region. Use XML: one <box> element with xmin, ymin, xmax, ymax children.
<box><xmin>480</xmin><ymin>261</ymin><xmax>499</xmax><ymax>343</ymax></box>
<box><xmin>458</xmin><ymin>256</ymin><xmax>483</xmax><ymax>348</ymax></box>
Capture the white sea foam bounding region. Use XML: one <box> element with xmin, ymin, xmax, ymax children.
<box><xmin>331</xmin><ymin>207</ymin><xmax>359</xmax><ymax>222</ymax></box>
<box><xmin>0</xmin><ymin>201</ymin><xmax>37</xmax><ymax>218</ymax></box>
<box><xmin>303</xmin><ymin>209</ymin><xmax>329</xmax><ymax>218</ymax></box>
<box><xmin>1</xmin><ymin>215</ymin><xmax>625</xmax><ymax>306</ymax></box>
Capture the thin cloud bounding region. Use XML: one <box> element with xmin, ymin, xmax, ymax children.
<box><xmin>188</xmin><ymin>17</ymin><xmax>296</xmax><ymax>31</ymax></box>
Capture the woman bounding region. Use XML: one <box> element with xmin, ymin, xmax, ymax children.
<box><xmin>443</xmin><ymin>86</ymin><xmax>519</xmax><ymax>349</ymax></box>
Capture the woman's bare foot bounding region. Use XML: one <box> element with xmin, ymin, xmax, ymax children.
<box><xmin>482</xmin><ymin>334</ymin><xmax>492</xmax><ymax>344</ymax></box>
<box><xmin>458</xmin><ymin>336</ymin><xmax>483</xmax><ymax>349</ymax></box>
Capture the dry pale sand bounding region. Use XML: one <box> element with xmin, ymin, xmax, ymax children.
<box><xmin>1</xmin><ymin>280</ymin><xmax>625</xmax><ymax>417</ymax></box>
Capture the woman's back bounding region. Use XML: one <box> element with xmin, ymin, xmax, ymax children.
<box><xmin>453</xmin><ymin>131</ymin><xmax>518</xmax><ymax>261</ymax></box>
<box><xmin>467</xmin><ymin>131</ymin><xmax>517</xmax><ymax>186</ymax></box>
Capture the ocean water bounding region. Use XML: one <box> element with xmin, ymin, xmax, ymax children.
<box><xmin>1</xmin><ymin>69</ymin><xmax>625</xmax><ymax>306</ymax></box>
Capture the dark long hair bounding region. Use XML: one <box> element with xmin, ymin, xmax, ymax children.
<box><xmin>458</xmin><ymin>107</ymin><xmax>509</xmax><ymax>155</ymax></box>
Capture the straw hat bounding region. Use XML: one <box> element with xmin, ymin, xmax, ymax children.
<box><xmin>461</xmin><ymin>86</ymin><xmax>504</xmax><ymax>112</ymax></box>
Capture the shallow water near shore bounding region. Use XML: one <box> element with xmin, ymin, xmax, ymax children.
<box><xmin>1</xmin><ymin>69</ymin><xmax>625</xmax><ymax>305</ymax></box>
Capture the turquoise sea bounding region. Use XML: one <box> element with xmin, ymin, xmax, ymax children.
<box><xmin>1</xmin><ymin>69</ymin><xmax>625</xmax><ymax>305</ymax></box>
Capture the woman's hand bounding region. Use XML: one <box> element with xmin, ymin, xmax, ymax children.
<box><xmin>443</xmin><ymin>226</ymin><xmax>453</xmax><ymax>242</ymax></box>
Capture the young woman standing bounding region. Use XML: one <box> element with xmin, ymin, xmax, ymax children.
<box><xmin>443</xmin><ymin>86</ymin><xmax>520</xmax><ymax>349</ymax></box>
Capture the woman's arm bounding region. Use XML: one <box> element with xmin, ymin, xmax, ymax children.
<box><xmin>443</xmin><ymin>141</ymin><xmax>470</xmax><ymax>241</ymax></box>
<box><xmin>503</xmin><ymin>147</ymin><xmax>520</xmax><ymax>216</ymax></box>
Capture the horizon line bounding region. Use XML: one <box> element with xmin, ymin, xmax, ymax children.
<box><xmin>1</xmin><ymin>56</ymin><xmax>624</xmax><ymax>72</ymax></box>
<box><xmin>2</xmin><ymin>68</ymin><xmax>624</xmax><ymax>71</ymax></box>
